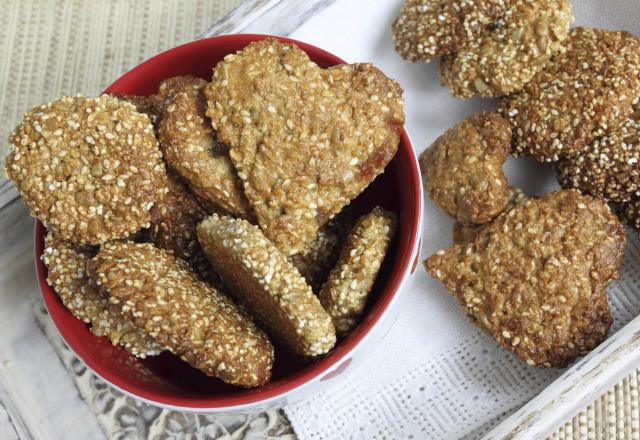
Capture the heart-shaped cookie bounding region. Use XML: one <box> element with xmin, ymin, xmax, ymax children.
<box><xmin>425</xmin><ymin>190</ymin><xmax>625</xmax><ymax>367</ymax></box>
<box><xmin>205</xmin><ymin>39</ymin><xmax>404</xmax><ymax>255</ymax></box>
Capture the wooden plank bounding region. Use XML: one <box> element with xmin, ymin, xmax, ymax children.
<box><xmin>198</xmin><ymin>0</ymin><xmax>338</xmax><ymax>38</ymax></box>
<box><xmin>0</xmin><ymin>403</ymin><xmax>21</xmax><ymax>440</ymax></box>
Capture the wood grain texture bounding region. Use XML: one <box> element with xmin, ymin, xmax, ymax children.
<box><xmin>198</xmin><ymin>0</ymin><xmax>338</xmax><ymax>38</ymax></box>
<box><xmin>0</xmin><ymin>404</ymin><xmax>19</xmax><ymax>440</ymax></box>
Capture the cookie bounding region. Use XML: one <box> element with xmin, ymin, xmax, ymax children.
<box><xmin>159</xmin><ymin>84</ymin><xmax>252</xmax><ymax>218</ymax></box>
<box><xmin>620</xmin><ymin>199</ymin><xmax>640</xmax><ymax>230</ymax></box>
<box><xmin>42</xmin><ymin>233</ymin><xmax>162</xmax><ymax>358</ymax></box>
<box><xmin>391</xmin><ymin>0</ymin><xmax>512</xmax><ymax>63</ymax></box>
<box><xmin>197</xmin><ymin>213</ymin><xmax>336</xmax><ymax>359</ymax></box>
<box><xmin>452</xmin><ymin>187</ymin><xmax>531</xmax><ymax>245</ymax></box>
<box><xmin>420</xmin><ymin>112</ymin><xmax>511</xmax><ymax>224</ymax></box>
<box><xmin>149</xmin><ymin>173</ymin><xmax>206</xmax><ymax>260</ymax></box>
<box><xmin>205</xmin><ymin>38</ymin><xmax>404</xmax><ymax>256</ymax></box>
<box><xmin>556</xmin><ymin>98</ymin><xmax>640</xmax><ymax>203</ymax></box>
<box><xmin>5</xmin><ymin>95</ymin><xmax>168</xmax><ymax>245</ymax></box>
<box><xmin>112</xmin><ymin>94</ymin><xmax>162</xmax><ymax>126</ymax></box>
<box><xmin>153</xmin><ymin>75</ymin><xmax>207</xmax><ymax>115</ymax></box>
<box><xmin>440</xmin><ymin>0</ymin><xmax>572</xmax><ymax>98</ymax></box>
<box><xmin>289</xmin><ymin>207</ymin><xmax>354</xmax><ymax>293</ymax></box>
<box><xmin>88</xmin><ymin>242</ymin><xmax>274</xmax><ymax>388</ymax></box>
<box><xmin>319</xmin><ymin>206</ymin><xmax>396</xmax><ymax>337</ymax></box>
<box><xmin>425</xmin><ymin>190</ymin><xmax>624</xmax><ymax>367</ymax></box>
<box><xmin>498</xmin><ymin>27</ymin><xmax>640</xmax><ymax>162</ymax></box>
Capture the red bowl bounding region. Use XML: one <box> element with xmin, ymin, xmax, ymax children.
<box><xmin>35</xmin><ymin>34</ymin><xmax>422</xmax><ymax>411</ymax></box>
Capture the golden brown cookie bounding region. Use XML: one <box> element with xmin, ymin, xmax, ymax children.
<box><xmin>420</xmin><ymin>112</ymin><xmax>511</xmax><ymax>225</ymax></box>
<box><xmin>205</xmin><ymin>39</ymin><xmax>404</xmax><ymax>256</ymax></box>
<box><xmin>153</xmin><ymin>75</ymin><xmax>207</xmax><ymax>115</ymax></box>
<box><xmin>440</xmin><ymin>0</ymin><xmax>572</xmax><ymax>97</ymax></box>
<box><xmin>391</xmin><ymin>0</ymin><xmax>512</xmax><ymax>63</ymax></box>
<box><xmin>43</xmin><ymin>233</ymin><xmax>162</xmax><ymax>357</ymax></box>
<box><xmin>5</xmin><ymin>95</ymin><xmax>168</xmax><ymax>245</ymax></box>
<box><xmin>452</xmin><ymin>187</ymin><xmax>531</xmax><ymax>245</ymax></box>
<box><xmin>498</xmin><ymin>27</ymin><xmax>640</xmax><ymax>162</ymax></box>
<box><xmin>159</xmin><ymin>83</ymin><xmax>252</xmax><ymax>218</ymax></box>
<box><xmin>425</xmin><ymin>190</ymin><xmax>624</xmax><ymax>368</ymax></box>
<box><xmin>620</xmin><ymin>199</ymin><xmax>640</xmax><ymax>230</ymax></box>
<box><xmin>319</xmin><ymin>207</ymin><xmax>397</xmax><ymax>337</ymax></box>
<box><xmin>556</xmin><ymin>98</ymin><xmax>640</xmax><ymax>203</ymax></box>
<box><xmin>289</xmin><ymin>207</ymin><xmax>354</xmax><ymax>293</ymax></box>
<box><xmin>88</xmin><ymin>241</ymin><xmax>274</xmax><ymax>388</ymax></box>
<box><xmin>197</xmin><ymin>214</ymin><xmax>336</xmax><ymax>359</ymax></box>
<box><xmin>112</xmin><ymin>94</ymin><xmax>162</xmax><ymax>126</ymax></box>
<box><xmin>148</xmin><ymin>173</ymin><xmax>226</xmax><ymax>288</ymax></box>
<box><xmin>149</xmin><ymin>174</ymin><xmax>206</xmax><ymax>260</ymax></box>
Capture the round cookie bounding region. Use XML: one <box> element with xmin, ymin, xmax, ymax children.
<box><xmin>498</xmin><ymin>27</ymin><xmax>640</xmax><ymax>162</ymax></box>
<box><xmin>153</xmin><ymin>75</ymin><xmax>207</xmax><ymax>115</ymax></box>
<box><xmin>319</xmin><ymin>206</ymin><xmax>396</xmax><ymax>337</ymax></box>
<box><xmin>112</xmin><ymin>94</ymin><xmax>162</xmax><ymax>126</ymax></box>
<box><xmin>439</xmin><ymin>0</ymin><xmax>572</xmax><ymax>98</ymax></box>
<box><xmin>557</xmin><ymin>100</ymin><xmax>640</xmax><ymax>203</ymax></box>
<box><xmin>159</xmin><ymin>85</ymin><xmax>252</xmax><ymax>219</ymax></box>
<box><xmin>289</xmin><ymin>207</ymin><xmax>354</xmax><ymax>293</ymax></box>
<box><xmin>391</xmin><ymin>0</ymin><xmax>512</xmax><ymax>63</ymax></box>
<box><xmin>621</xmin><ymin>199</ymin><xmax>640</xmax><ymax>230</ymax></box>
<box><xmin>42</xmin><ymin>233</ymin><xmax>162</xmax><ymax>358</ymax></box>
<box><xmin>148</xmin><ymin>173</ymin><xmax>226</xmax><ymax>290</ymax></box>
<box><xmin>5</xmin><ymin>95</ymin><xmax>168</xmax><ymax>245</ymax></box>
<box><xmin>197</xmin><ymin>214</ymin><xmax>336</xmax><ymax>359</ymax></box>
<box><xmin>149</xmin><ymin>173</ymin><xmax>206</xmax><ymax>260</ymax></box>
<box><xmin>88</xmin><ymin>241</ymin><xmax>274</xmax><ymax>388</ymax></box>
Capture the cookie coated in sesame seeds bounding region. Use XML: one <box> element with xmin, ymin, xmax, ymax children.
<box><xmin>197</xmin><ymin>214</ymin><xmax>336</xmax><ymax>359</ymax></box>
<box><xmin>556</xmin><ymin>99</ymin><xmax>640</xmax><ymax>203</ymax></box>
<box><xmin>112</xmin><ymin>94</ymin><xmax>162</xmax><ymax>127</ymax></box>
<box><xmin>319</xmin><ymin>206</ymin><xmax>396</xmax><ymax>337</ymax></box>
<box><xmin>149</xmin><ymin>173</ymin><xmax>206</xmax><ymax>260</ymax></box>
<box><xmin>620</xmin><ymin>199</ymin><xmax>640</xmax><ymax>230</ymax></box>
<box><xmin>205</xmin><ymin>39</ymin><xmax>404</xmax><ymax>256</ymax></box>
<box><xmin>159</xmin><ymin>86</ymin><xmax>252</xmax><ymax>218</ymax></box>
<box><xmin>5</xmin><ymin>95</ymin><xmax>168</xmax><ymax>245</ymax></box>
<box><xmin>88</xmin><ymin>242</ymin><xmax>274</xmax><ymax>388</ymax></box>
<box><xmin>425</xmin><ymin>190</ymin><xmax>625</xmax><ymax>368</ymax></box>
<box><xmin>290</xmin><ymin>207</ymin><xmax>354</xmax><ymax>293</ymax></box>
<box><xmin>42</xmin><ymin>233</ymin><xmax>162</xmax><ymax>358</ymax></box>
<box><xmin>149</xmin><ymin>174</ymin><xmax>226</xmax><ymax>289</ymax></box>
<box><xmin>498</xmin><ymin>27</ymin><xmax>640</xmax><ymax>162</ymax></box>
<box><xmin>153</xmin><ymin>75</ymin><xmax>208</xmax><ymax>115</ymax></box>
<box><xmin>420</xmin><ymin>112</ymin><xmax>511</xmax><ymax>225</ymax></box>
<box><xmin>452</xmin><ymin>187</ymin><xmax>531</xmax><ymax>245</ymax></box>
<box><xmin>439</xmin><ymin>0</ymin><xmax>572</xmax><ymax>98</ymax></box>
<box><xmin>391</xmin><ymin>0</ymin><xmax>512</xmax><ymax>63</ymax></box>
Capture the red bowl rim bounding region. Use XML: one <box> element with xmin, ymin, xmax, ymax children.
<box><xmin>35</xmin><ymin>33</ymin><xmax>423</xmax><ymax>411</ymax></box>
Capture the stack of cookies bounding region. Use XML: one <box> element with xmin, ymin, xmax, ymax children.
<box><xmin>5</xmin><ymin>39</ymin><xmax>403</xmax><ymax>388</ymax></box>
<box><xmin>413</xmin><ymin>2</ymin><xmax>640</xmax><ymax>368</ymax></box>
<box><xmin>392</xmin><ymin>0</ymin><xmax>574</xmax><ymax>97</ymax></box>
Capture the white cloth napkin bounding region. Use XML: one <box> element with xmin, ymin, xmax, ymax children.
<box><xmin>284</xmin><ymin>1</ymin><xmax>640</xmax><ymax>438</ymax></box>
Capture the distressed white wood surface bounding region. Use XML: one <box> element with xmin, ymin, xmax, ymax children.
<box><xmin>198</xmin><ymin>0</ymin><xmax>338</xmax><ymax>38</ymax></box>
<box><xmin>0</xmin><ymin>404</ymin><xmax>19</xmax><ymax>440</ymax></box>
<box><xmin>484</xmin><ymin>316</ymin><xmax>640</xmax><ymax>439</ymax></box>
